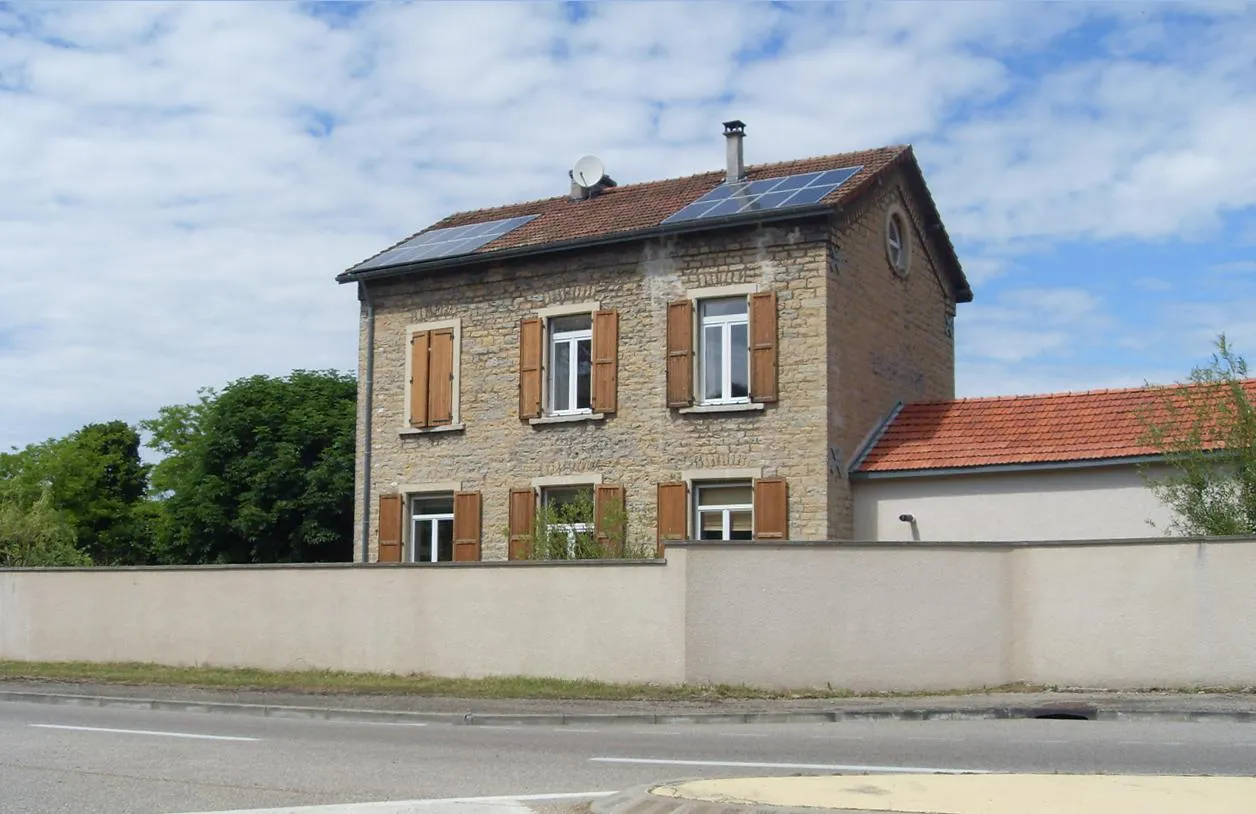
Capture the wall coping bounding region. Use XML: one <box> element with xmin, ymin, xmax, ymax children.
<box><xmin>667</xmin><ymin>536</ymin><xmax>1256</xmax><ymax>550</ymax></box>
<box><xmin>0</xmin><ymin>559</ymin><xmax>669</xmax><ymax>574</ymax></box>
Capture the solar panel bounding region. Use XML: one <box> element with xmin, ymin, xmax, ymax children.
<box><xmin>662</xmin><ymin>166</ymin><xmax>862</xmax><ymax>226</ymax></box>
<box><xmin>351</xmin><ymin>214</ymin><xmax>538</xmax><ymax>272</ymax></box>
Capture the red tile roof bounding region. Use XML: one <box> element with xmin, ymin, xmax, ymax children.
<box><xmin>856</xmin><ymin>380</ymin><xmax>1256</xmax><ymax>474</ymax></box>
<box><xmin>429</xmin><ymin>145</ymin><xmax>906</xmax><ymax>253</ymax></box>
<box><xmin>338</xmin><ymin>144</ymin><xmax>970</xmax><ymax>301</ymax></box>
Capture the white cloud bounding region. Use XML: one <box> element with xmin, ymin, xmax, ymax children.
<box><xmin>1</xmin><ymin>1</ymin><xmax>1254</xmax><ymax>449</ymax></box>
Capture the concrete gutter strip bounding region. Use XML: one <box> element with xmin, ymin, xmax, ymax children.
<box><xmin>1</xmin><ymin>689</ymin><xmax>1253</xmax><ymax>726</ymax></box>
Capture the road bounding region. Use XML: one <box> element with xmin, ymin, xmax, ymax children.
<box><xmin>2</xmin><ymin>699</ymin><xmax>1255</xmax><ymax>813</ymax></box>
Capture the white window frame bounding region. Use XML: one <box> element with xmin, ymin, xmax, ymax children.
<box><xmin>698</xmin><ymin>297</ymin><xmax>750</xmax><ymax>406</ymax></box>
<box><xmin>408</xmin><ymin>494</ymin><xmax>454</xmax><ymax>563</ymax></box>
<box><xmin>885</xmin><ymin>206</ymin><xmax>911</xmax><ymax>276</ymax></box>
<box><xmin>535</xmin><ymin>303</ymin><xmax>599</xmax><ymax>418</ymax></box>
<box><xmin>541</xmin><ymin>485</ymin><xmax>595</xmax><ymax>557</ymax></box>
<box><xmin>547</xmin><ymin>318</ymin><xmax>593</xmax><ymax>416</ymax></box>
<box><xmin>694</xmin><ymin>481</ymin><xmax>754</xmax><ymax>541</ymax></box>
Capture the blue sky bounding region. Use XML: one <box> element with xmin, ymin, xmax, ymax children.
<box><xmin>1</xmin><ymin>1</ymin><xmax>1254</xmax><ymax>451</ymax></box>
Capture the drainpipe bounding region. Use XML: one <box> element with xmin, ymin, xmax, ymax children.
<box><xmin>358</xmin><ymin>281</ymin><xmax>376</xmax><ymax>564</ymax></box>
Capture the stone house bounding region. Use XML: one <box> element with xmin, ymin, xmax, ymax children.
<box><xmin>336</xmin><ymin>121</ymin><xmax>972</xmax><ymax>563</ymax></box>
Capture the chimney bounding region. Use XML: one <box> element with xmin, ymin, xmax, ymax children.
<box><xmin>723</xmin><ymin>119</ymin><xmax>746</xmax><ymax>183</ymax></box>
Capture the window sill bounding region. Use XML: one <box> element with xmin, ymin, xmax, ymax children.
<box><xmin>678</xmin><ymin>403</ymin><xmax>765</xmax><ymax>415</ymax></box>
<box><xmin>529</xmin><ymin>412</ymin><xmax>606</xmax><ymax>426</ymax></box>
<box><xmin>398</xmin><ymin>423</ymin><xmax>465</xmax><ymax>437</ymax></box>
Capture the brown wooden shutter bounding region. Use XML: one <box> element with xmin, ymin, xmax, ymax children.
<box><xmin>656</xmin><ymin>481</ymin><xmax>689</xmax><ymax>554</ymax></box>
<box><xmin>666</xmin><ymin>300</ymin><xmax>694</xmax><ymax>407</ymax></box>
<box><xmin>427</xmin><ymin>328</ymin><xmax>455</xmax><ymax>425</ymax></box>
<box><xmin>753</xmin><ymin>477</ymin><xmax>788</xmax><ymax>540</ymax></box>
<box><xmin>591</xmin><ymin>310</ymin><xmax>619</xmax><ymax>414</ymax></box>
<box><xmin>409</xmin><ymin>331</ymin><xmax>430</xmax><ymax>427</ymax></box>
<box><xmin>377</xmin><ymin>493</ymin><xmax>404</xmax><ymax>562</ymax></box>
<box><xmin>749</xmin><ymin>291</ymin><xmax>778</xmax><ymax>403</ymax></box>
<box><xmin>452</xmin><ymin>491</ymin><xmax>481</xmax><ymax>562</ymax></box>
<box><xmin>518</xmin><ymin>318</ymin><xmax>543</xmax><ymax>420</ymax></box>
<box><xmin>508</xmin><ymin>488</ymin><xmax>535</xmax><ymax>560</ymax></box>
<box><xmin>594</xmin><ymin>484</ymin><xmax>626</xmax><ymax>556</ymax></box>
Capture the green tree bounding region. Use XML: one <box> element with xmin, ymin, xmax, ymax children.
<box><xmin>1142</xmin><ymin>334</ymin><xmax>1256</xmax><ymax>536</ymax></box>
<box><xmin>51</xmin><ymin>421</ymin><xmax>152</xmax><ymax>564</ymax></box>
<box><xmin>0</xmin><ymin>421</ymin><xmax>150</xmax><ymax>564</ymax></box>
<box><xmin>144</xmin><ymin>370</ymin><xmax>356</xmax><ymax>564</ymax></box>
<box><xmin>0</xmin><ymin>488</ymin><xmax>90</xmax><ymax>567</ymax></box>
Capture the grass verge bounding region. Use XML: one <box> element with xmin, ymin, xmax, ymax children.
<box><xmin>0</xmin><ymin>660</ymin><xmax>1066</xmax><ymax>700</ymax></box>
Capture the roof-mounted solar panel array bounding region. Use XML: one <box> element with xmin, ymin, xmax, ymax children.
<box><xmin>350</xmin><ymin>214</ymin><xmax>538</xmax><ymax>272</ymax></box>
<box><xmin>661</xmin><ymin>166</ymin><xmax>862</xmax><ymax>226</ymax></box>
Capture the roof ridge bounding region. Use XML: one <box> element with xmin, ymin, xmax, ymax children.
<box><xmin>433</xmin><ymin>144</ymin><xmax>910</xmax><ymax>224</ymax></box>
<box><xmin>905</xmin><ymin>377</ymin><xmax>1256</xmax><ymax>407</ymax></box>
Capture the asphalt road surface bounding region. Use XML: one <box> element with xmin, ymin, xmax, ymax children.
<box><xmin>2</xmin><ymin>698</ymin><xmax>1256</xmax><ymax>813</ymax></box>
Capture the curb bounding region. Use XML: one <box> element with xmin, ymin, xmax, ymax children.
<box><xmin>592</xmin><ymin>780</ymin><xmax>856</xmax><ymax>814</ymax></box>
<box><xmin>1</xmin><ymin>689</ymin><xmax>1253</xmax><ymax>727</ymax></box>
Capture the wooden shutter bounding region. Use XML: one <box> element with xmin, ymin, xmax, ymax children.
<box><xmin>749</xmin><ymin>291</ymin><xmax>778</xmax><ymax>403</ymax></box>
<box><xmin>508</xmin><ymin>488</ymin><xmax>535</xmax><ymax>560</ymax></box>
<box><xmin>666</xmin><ymin>300</ymin><xmax>694</xmax><ymax>407</ymax></box>
<box><xmin>753</xmin><ymin>477</ymin><xmax>788</xmax><ymax>540</ymax></box>
<box><xmin>518</xmin><ymin>318</ymin><xmax>543</xmax><ymax>420</ymax></box>
<box><xmin>452</xmin><ymin>491</ymin><xmax>481</xmax><ymax>562</ymax></box>
<box><xmin>594</xmin><ymin>484</ymin><xmax>626</xmax><ymax>556</ymax></box>
<box><xmin>409</xmin><ymin>331</ymin><xmax>430</xmax><ymax>427</ymax></box>
<box><xmin>656</xmin><ymin>481</ymin><xmax>689</xmax><ymax>554</ymax></box>
<box><xmin>591</xmin><ymin>310</ymin><xmax>619</xmax><ymax>414</ymax></box>
<box><xmin>427</xmin><ymin>328</ymin><xmax>455</xmax><ymax>426</ymax></box>
<box><xmin>377</xmin><ymin>493</ymin><xmax>404</xmax><ymax>562</ymax></box>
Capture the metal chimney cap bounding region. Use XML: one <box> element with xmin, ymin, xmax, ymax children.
<box><xmin>723</xmin><ymin>120</ymin><xmax>746</xmax><ymax>136</ymax></box>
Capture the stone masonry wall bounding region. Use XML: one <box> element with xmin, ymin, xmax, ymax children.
<box><xmin>355</xmin><ymin>222</ymin><xmax>834</xmax><ymax>561</ymax></box>
<box><xmin>826</xmin><ymin>166</ymin><xmax>959</xmax><ymax>538</ymax></box>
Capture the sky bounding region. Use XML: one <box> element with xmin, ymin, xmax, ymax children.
<box><xmin>2</xmin><ymin>1</ymin><xmax>1255</xmax><ymax>452</ymax></box>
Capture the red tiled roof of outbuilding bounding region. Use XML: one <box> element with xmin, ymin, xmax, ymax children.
<box><xmin>856</xmin><ymin>379</ymin><xmax>1256</xmax><ymax>474</ymax></box>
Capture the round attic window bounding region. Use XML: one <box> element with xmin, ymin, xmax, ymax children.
<box><xmin>885</xmin><ymin>208</ymin><xmax>910</xmax><ymax>276</ymax></box>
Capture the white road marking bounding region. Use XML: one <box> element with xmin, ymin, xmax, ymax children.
<box><xmin>1120</xmin><ymin>740</ymin><xmax>1184</xmax><ymax>747</ymax></box>
<box><xmin>177</xmin><ymin>790</ymin><xmax>616</xmax><ymax>814</ymax></box>
<box><xmin>724</xmin><ymin>732</ymin><xmax>770</xmax><ymax>738</ymax></box>
<box><xmin>907</xmin><ymin>736</ymin><xmax>953</xmax><ymax>742</ymax></box>
<box><xmin>31</xmin><ymin>723</ymin><xmax>259</xmax><ymax>742</ymax></box>
<box><xmin>589</xmin><ymin>757</ymin><xmax>987</xmax><ymax>774</ymax></box>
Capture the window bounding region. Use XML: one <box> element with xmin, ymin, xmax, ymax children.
<box><xmin>886</xmin><ymin>208</ymin><xmax>910</xmax><ymax>275</ymax></box>
<box><xmin>666</xmin><ymin>291</ymin><xmax>776</xmax><ymax>409</ymax></box>
<box><xmin>699</xmin><ymin>298</ymin><xmax>750</xmax><ymax>404</ymax></box>
<box><xmin>377</xmin><ymin>490</ymin><xmax>481</xmax><ymax>563</ymax></box>
<box><xmin>695</xmin><ymin>483</ymin><xmax>754</xmax><ymax>541</ymax></box>
<box><xmin>547</xmin><ymin>315</ymin><xmax>592</xmax><ymax>415</ymax></box>
<box><xmin>655</xmin><ymin>476</ymin><xmax>788</xmax><ymax>547</ymax></box>
<box><xmin>519</xmin><ymin>309</ymin><xmax>618</xmax><ymax>420</ymax></box>
<box><xmin>405</xmin><ymin>319</ymin><xmax>461</xmax><ymax>431</ymax></box>
<box><xmin>409</xmin><ymin>495</ymin><xmax>454</xmax><ymax>562</ymax></box>
<box><xmin>509</xmin><ymin>482</ymin><xmax>626</xmax><ymax>560</ymax></box>
<box><xmin>541</xmin><ymin>486</ymin><xmax>595</xmax><ymax>557</ymax></box>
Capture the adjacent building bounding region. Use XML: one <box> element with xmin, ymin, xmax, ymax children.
<box><xmin>851</xmin><ymin>380</ymin><xmax>1256</xmax><ymax>541</ymax></box>
<box><xmin>337</xmin><ymin>122</ymin><xmax>972</xmax><ymax>562</ymax></box>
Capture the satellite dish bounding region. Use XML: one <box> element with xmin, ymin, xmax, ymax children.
<box><xmin>572</xmin><ymin>155</ymin><xmax>606</xmax><ymax>188</ymax></box>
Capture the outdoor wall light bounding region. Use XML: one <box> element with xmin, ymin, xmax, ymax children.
<box><xmin>898</xmin><ymin>513</ymin><xmax>915</xmax><ymax>523</ymax></box>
